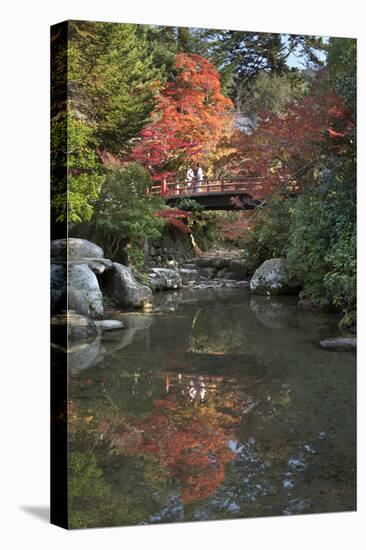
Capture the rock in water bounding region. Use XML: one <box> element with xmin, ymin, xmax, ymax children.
<box><xmin>147</xmin><ymin>268</ymin><xmax>182</xmax><ymax>290</ymax></box>
<box><xmin>250</xmin><ymin>258</ymin><xmax>297</xmax><ymax>295</ymax></box>
<box><xmin>51</xmin><ymin>238</ymin><xmax>104</xmax><ymax>260</ymax></box>
<box><xmin>51</xmin><ymin>311</ymin><xmax>100</xmax><ymax>344</ymax></box>
<box><xmin>320</xmin><ymin>338</ymin><xmax>357</xmax><ymax>351</ymax></box>
<box><xmin>51</xmin><ymin>263</ymin><xmax>66</xmax><ymax>314</ymax></box>
<box><xmin>179</xmin><ymin>268</ymin><xmax>200</xmax><ymax>284</ymax></box>
<box><xmin>94</xmin><ymin>320</ymin><xmax>125</xmax><ymax>331</ymax></box>
<box><xmin>68</xmin><ymin>263</ymin><xmax>104</xmax><ymax>318</ymax></box>
<box><xmin>103</xmin><ymin>262</ymin><xmax>152</xmax><ymax>307</ymax></box>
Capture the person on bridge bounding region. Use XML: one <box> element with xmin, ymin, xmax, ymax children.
<box><xmin>195</xmin><ymin>163</ymin><xmax>204</xmax><ymax>191</ymax></box>
<box><xmin>185</xmin><ymin>166</ymin><xmax>194</xmax><ymax>187</ymax></box>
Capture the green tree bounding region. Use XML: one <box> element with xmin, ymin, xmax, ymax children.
<box><xmin>68</xmin><ymin>21</ymin><xmax>161</xmax><ymax>154</ymax></box>
<box><xmin>241</xmin><ymin>72</ymin><xmax>309</xmax><ymax>116</ymax></box>
<box><xmin>327</xmin><ymin>37</ymin><xmax>356</xmax><ymax>115</ymax></box>
<box><xmin>52</xmin><ymin>21</ymin><xmax>162</xmax><ymax>223</ymax></box>
<box><xmin>90</xmin><ymin>163</ymin><xmax>165</xmax><ymax>265</ymax></box>
<box><xmin>196</xmin><ymin>31</ymin><xmax>326</xmax><ymax>100</ymax></box>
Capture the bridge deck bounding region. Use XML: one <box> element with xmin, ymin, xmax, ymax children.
<box><xmin>149</xmin><ymin>177</ymin><xmax>266</xmax><ymax>210</ymax></box>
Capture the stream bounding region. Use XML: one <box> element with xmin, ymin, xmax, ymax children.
<box><xmin>67</xmin><ymin>287</ymin><xmax>356</xmax><ymax>528</ymax></box>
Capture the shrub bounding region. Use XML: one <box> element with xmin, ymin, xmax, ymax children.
<box><xmin>90</xmin><ymin>163</ymin><xmax>165</xmax><ymax>261</ymax></box>
<box><xmin>243</xmin><ymin>177</ymin><xmax>356</xmax><ymax>318</ymax></box>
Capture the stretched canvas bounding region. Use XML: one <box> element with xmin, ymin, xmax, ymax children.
<box><xmin>51</xmin><ymin>20</ymin><xmax>357</xmax><ymax>529</ymax></box>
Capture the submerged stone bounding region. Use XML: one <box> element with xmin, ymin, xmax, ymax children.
<box><xmin>95</xmin><ymin>320</ymin><xmax>125</xmax><ymax>331</ymax></box>
<box><xmin>320</xmin><ymin>338</ymin><xmax>357</xmax><ymax>351</ymax></box>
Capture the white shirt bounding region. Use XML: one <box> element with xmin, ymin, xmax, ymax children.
<box><xmin>186</xmin><ymin>169</ymin><xmax>194</xmax><ymax>181</ymax></box>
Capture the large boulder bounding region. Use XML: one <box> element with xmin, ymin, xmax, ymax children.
<box><xmin>87</xmin><ymin>258</ymin><xmax>113</xmax><ymax>275</ymax></box>
<box><xmin>250</xmin><ymin>258</ymin><xmax>297</xmax><ymax>295</ymax></box>
<box><xmin>51</xmin><ymin>311</ymin><xmax>100</xmax><ymax>344</ymax></box>
<box><xmin>147</xmin><ymin>268</ymin><xmax>182</xmax><ymax>291</ymax></box>
<box><xmin>51</xmin><ymin>263</ymin><xmax>66</xmax><ymax>313</ymax></box>
<box><xmin>51</xmin><ymin>238</ymin><xmax>104</xmax><ymax>261</ymax></box>
<box><xmin>67</xmin><ymin>263</ymin><xmax>104</xmax><ymax>318</ymax></box>
<box><xmin>103</xmin><ymin>262</ymin><xmax>152</xmax><ymax>307</ymax></box>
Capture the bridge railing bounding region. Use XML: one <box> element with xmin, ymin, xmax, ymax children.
<box><xmin>149</xmin><ymin>177</ymin><xmax>265</xmax><ymax>197</ymax></box>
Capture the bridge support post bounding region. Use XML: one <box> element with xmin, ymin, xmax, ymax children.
<box><xmin>160</xmin><ymin>178</ymin><xmax>167</xmax><ymax>196</ymax></box>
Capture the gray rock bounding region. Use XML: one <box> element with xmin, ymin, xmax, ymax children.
<box><xmin>222</xmin><ymin>271</ymin><xmax>241</xmax><ymax>280</ymax></box>
<box><xmin>211</xmin><ymin>257</ymin><xmax>231</xmax><ymax>269</ymax></box>
<box><xmin>216</xmin><ymin>267</ymin><xmax>239</xmax><ymax>279</ymax></box>
<box><xmin>148</xmin><ymin>268</ymin><xmax>182</xmax><ymax>291</ymax></box>
<box><xmin>68</xmin><ymin>263</ymin><xmax>104</xmax><ymax>318</ymax></box>
<box><xmin>180</xmin><ymin>263</ymin><xmax>197</xmax><ymax>270</ymax></box>
<box><xmin>179</xmin><ymin>268</ymin><xmax>200</xmax><ymax>284</ymax></box>
<box><xmin>320</xmin><ymin>338</ymin><xmax>357</xmax><ymax>351</ymax></box>
<box><xmin>51</xmin><ymin>263</ymin><xmax>66</xmax><ymax>313</ymax></box>
<box><xmin>194</xmin><ymin>257</ymin><xmax>216</xmax><ymax>268</ymax></box>
<box><xmin>198</xmin><ymin>267</ymin><xmax>217</xmax><ymax>280</ymax></box>
<box><xmin>88</xmin><ymin>258</ymin><xmax>113</xmax><ymax>271</ymax></box>
<box><xmin>229</xmin><ymin>259</ymin><xmax>249</xmax><ymax>278</ymax></box>
<box><xmin>250</xmin><ymin>258</ymin><xmax>297</xmax><ymax>295</ymax></box>
<box><xmin>51</xmin><ymin>238</ymin><xmax>104</xmax><ymax>260</ymax></box>
<box><xmin>95</xmin><ymin>320</ymin><xmax>125</xmax><ymax>331</ymax></box>
<box><xmin>51</xmin><ymin>311</ymin><xmax>99</xmax><ymax>344</ymax></box>
<box><xmin>104</xmin><ymin>262</ymin><xmax>152</xmax><ymax>307</ymax></box>
<box><xmin>87</xmin><ymin>261</ymin><xmax>106</xmax><ymax>275</ymax></box>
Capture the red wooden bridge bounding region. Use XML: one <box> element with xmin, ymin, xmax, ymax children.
<box><xmin>150</xmin><ymin>177</ymin><xmax>267</xmax><ymax>210</ymax></box>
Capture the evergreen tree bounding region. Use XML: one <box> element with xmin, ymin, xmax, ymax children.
<box><xmin>52</xmin><ymin>21</ymin><xmax>162</xmax><ymax>223</ymax></box>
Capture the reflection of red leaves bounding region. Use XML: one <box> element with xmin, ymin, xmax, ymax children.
<box><xmin>328</xmin><ymin>128</ymin><xmax>346</xmax><ymax>138</ymax></box>
<box><xmin>109</xmin><ymin>399</ymin><xmax>235</xmax><ymax>504</ymax></box>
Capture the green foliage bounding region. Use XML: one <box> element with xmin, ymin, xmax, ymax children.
<box><xmin>286</xmin><ymin>179</ymin><xmax>356</xmax><ymax>311</ymax></box>
<box><xmin>244</xmin><ymin>178</ymin><xmax>356</xmax><ymax>316</ymax></box>
<box><xmin>68</xmin><ymin>21</ymin><xmax>161</xmax><ymax>154</ymax></box>
<box><xmin>175</xmin><ymin>198</ymin><xmax>204</xmax><ymax>212</ymax></box>
<box><xmin>52</xmin><ymin>21</ymin><xmax>162</xmax><ymax>225</ymax></box>
<box><xmin>242</xmin><ymin>72</ymin><xmax>310</xmax><ymax>115</ymax></box>
<box><xmin>198</xmin><ymin>31</ymin><xmax>326</xmax><ymax>99</ymax></box>
<box><xmin>191</xmin><ymin>211</ymin><xmax>221</xmax><ymax>251</ymax></box>
<box><xmin>91</xmin><ymin>163</ymin><xmax>165</xmax><ymax>260</ymax></box>
<box><xmin>67</xmin><ymin>114</ymin><xmax>105</xmax><ymax>222</ymax></box>
<box><xmin>242</xmin><ymin>197</ymin><xmax>294</xmax><ymax>271</ymax></box>
<box><xmin>327</xmin><ymin>37</ymin><xmax>357</xmax><ymax>114</ymax></box>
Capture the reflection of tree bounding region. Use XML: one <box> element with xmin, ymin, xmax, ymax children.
<box><xmin>67</xmin><ymin>343</ymin><xmax>355</xmax><ymax>526</ymax></box>
<box><xmin>109</xmin><ymin>393</ymin><xmax>237</xmax><ymax>504</ymax></box>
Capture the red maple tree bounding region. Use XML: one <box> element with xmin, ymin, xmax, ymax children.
<box><xmin>132</xmin><ymin>53</ymin><xmax>233</xmax><ymax>182</ymax></box>
<box><xmin>226</xmin><ymin>84</ymin><xmax>354</xmax><ymax>197</ymax></box>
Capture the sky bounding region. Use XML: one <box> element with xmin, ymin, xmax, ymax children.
<box><xmin>284</xmin><ymin>35</ymin><xmax>329</xmax><ymax>69</ymax></box>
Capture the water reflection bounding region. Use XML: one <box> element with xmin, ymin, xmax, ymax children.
<box><xmin>66</xmin><ymin>288</ymin><xmax>356</xmax><ymax>528</ymax></box>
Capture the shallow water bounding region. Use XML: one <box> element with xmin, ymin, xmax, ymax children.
<box><xmin>67</xmin><ymin>288</ymin><xmax>356</xmax><ymax>528</ymax></box>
